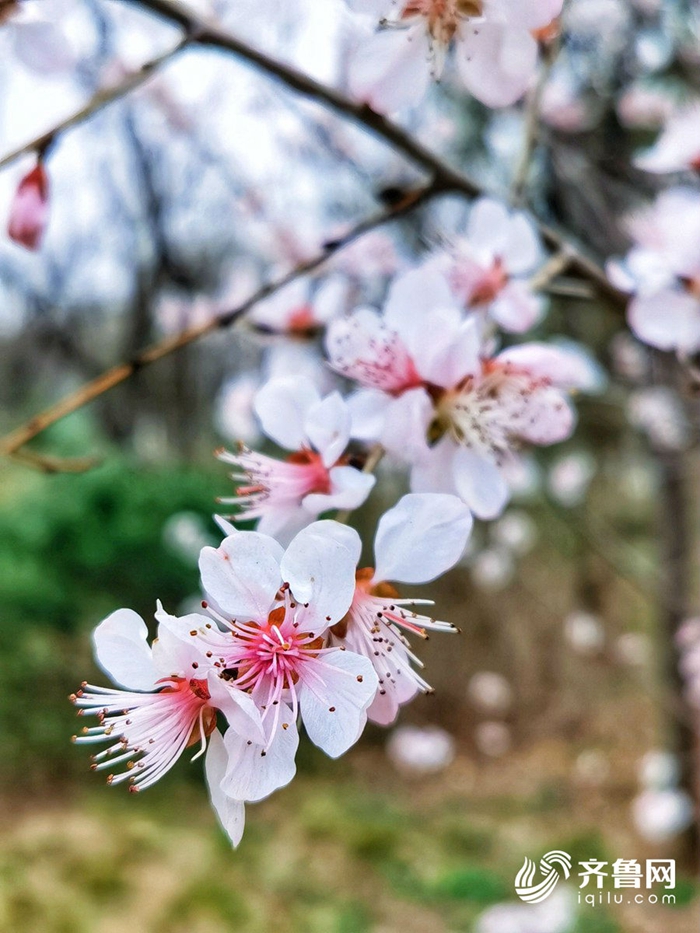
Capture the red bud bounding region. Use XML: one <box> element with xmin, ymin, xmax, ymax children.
<box><xmin>8</xmin><ymin>161</ymin><xmax>50</xmax><ymax>251</ymax></box>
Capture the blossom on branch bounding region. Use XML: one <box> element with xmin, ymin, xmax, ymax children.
<box><xmin>319</xmin><ymin>494</ymin><xmax>471</xmax><ymax>724</ymax></box>
<box><xmin>327</xmin><ymin>268</ymin><xmax>599</xmax><ymax>519</ymax></box>
<box><xmin>71</xmin><ymin>605</ymin><xmax>265</xmax><ymax>845</ymax></box>
<box><xmin>608</xmin><ymin>187</ymin><xmax>700</xmax><ymax>353</ymax></box>
<box><xmin>218</xmin><ymin>376</ymin><xmax>375</xmax><ymax>543</ymax></box>
<box><xmin>344</xmin><ymin>0</ymin><xmax>563</xmax><ymax>112</ymax></box>
<box><xmin>7</xmin><ymin>162</ymin><xmax>50</xmax><ymax>251</ymax></box>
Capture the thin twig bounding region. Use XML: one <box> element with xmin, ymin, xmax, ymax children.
<box><xmin>127</xmin><ymin>0</ymin><xmax>626</xmax><ymax>308</ymax></box>
<box><xmin>0</xmin><ymin>188</ymin><xmax>435</xmax><ymax>463</ymax></box>
<box><xmin>0</xmin><ymin>38</ymin><xmax>190</xmax><ymax>171</ymax></box>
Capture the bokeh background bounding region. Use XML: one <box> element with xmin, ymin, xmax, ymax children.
<box><xmin>1</xmin><ymin>1</ymin><xmax>700</xmax><ymax>931</ymax></box>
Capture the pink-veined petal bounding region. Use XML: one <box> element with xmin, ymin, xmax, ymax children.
<box><xmin>92</xmin><ymin>608</ymin><xmax>155</xmax><ymax>691</ymax></box>
<box><xmin>515</xmin><ymin>386</ymin><xmax>575</xmax><ymax>445</ymax></box>
<box><xmin>299</xmin><ymin>649</ymin><xmax>378</xmax><ymax>758</ymax></box>
<box><xmin>373</xmin><ymin>493</ymin><xmax>473</xmax><ymax>585</ymax></box>
<box><xmin>497</xmin><ymin>342</ymin><xmax>605</xmax><ymax>392</ymax></box>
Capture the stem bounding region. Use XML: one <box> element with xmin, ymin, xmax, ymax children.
<box><xmin>0</xmin><ymin>188</ymin><xmax>435</xmax><ymax>464</ymax></box>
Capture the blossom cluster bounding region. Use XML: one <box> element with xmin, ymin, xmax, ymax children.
<box><xmin>71</xmin><ymin>194</ymin><xmax>604</xmax><ymax>843</ymax></box>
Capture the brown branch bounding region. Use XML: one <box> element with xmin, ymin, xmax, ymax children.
<box><xmin>0</xmin><ymin>39</ymin><xmax>191</xmax><ymax>172</ymax></box>
<box><xmin>0</xmin><ymin>186</ymin><xmax>436</xmax><ymax>463</ymax></box>
<box><xmin>128</xmin><ymin>0</ymin><xmax>626</xmax><ymax>308</ymax></box>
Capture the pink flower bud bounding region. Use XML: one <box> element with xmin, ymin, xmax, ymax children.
<box><xmin>8</xmin><ymin>162</ymin><xmax>49</xmax><ymax>250</ymax></box>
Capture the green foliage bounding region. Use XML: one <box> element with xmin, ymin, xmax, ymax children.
<box><xmin>0</xmin><ymin>459</ymin><xmax>221</xmax><ymax>634</ymax></box>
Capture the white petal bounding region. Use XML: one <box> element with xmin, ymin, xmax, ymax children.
<box><xmin>515</xmin><ymin>386</ymin><xmax>575</xmax><ymax>445</ymax></box>
<box><xmin>347</xmin><ymin>389</ymin><xmax>393</xmax><ymax>441</ymax></box>
<box><xmin>466</xmin><ymin>199</ymin><xmax>510</xmax><ymax>256</ymax></box>
<box><xmin>152</xmin><ymin>605</ymin><xmax>213</xmax><ymax>678</ymax></box>
<box><xmin>410</xmin><ymin>437</ymin><xmax>459</xmax><ymax>496</ymax></box>
<box><xmin>281</xmin><ymin>525</ymin><xmax>358</xmax><ymax>631</ymax></box>
<box><xmin>92</xmin><ymin>608</ymin><xmax>155</xmax><ymax>691</ymax></box>
<box><xmin>380</xmin><ymin>389</ymin><xmax>434</xmax><ymax>462</ymax></box>
<box><xmin>256</xmin><ymin>505</ymin><xmax>314</xmax><ymax>547</ymax></box>
<box><xmin>293</xmin><ymin>519</ymin><xmax>363</xmax><ymax>567</ymax></box>
<box><xmin>384</xmin><ymin>268</ymin><xmax>455</xmax><ymax>334</ymax></box>
<box><xmin>426</xmin><ymin>315</ymin><xmax>483</xmax><ymax>388</ymax></box>
<box><xmin>221</xmin><ymin>706</ymin><xmax>299</xmax><ymax>801</ymax></box>
<box><xmin>373</xmin><ymin>493</ymin><xmax>473</xmax><ymax>584</ymax></box>
<box><xmin>490</xmin><ymin>281</ymin><xmax>545</xmax><ymax>333</ymax></box>
<box><xmin>457</xmin><ymin>24</ymin><xmax>537</xmax><ymax>108</ymax></box>
<box><xmin>254</xmin><ymin>376</ymin><xmax>320</xmax><ymax>450</ymax></box>
<box><xmin>205</xmin><ymin>730</ymin><xmax>246</xmax><ymax>848</ymax></box>
<box><xmin>499</xmin><ymin>341</ymin><xmax>606</xmax><ymax>393</ymax></box>
<box><xmin>502</xmin><ymin>213</ymin><xmax>543</xmax><ymax>275</ymax></box>
<box><xmin>628</xmin><ymin>290</ymin><xmax>700</xmax><ymax>353</ymax></box>
<box><xmin>299</xmin><ymin>650</ymin><xmax>378</xmax><ymax>758</ymax></box>
<box><xmin>207</xmin><ymin>674</ymin><xmax>266</xmax><ymax>745</ymax></box>
<box><xmin>303</xmin><ymin>392</ymin><xmax>351</xmax><ymax>467</ymax></box>
<box><xmin>452</xmin><ymin>449</ymin><xmax>509</xmax><ymax>519</ymax></box>
<box><xmin>303</xmin><ymin>466</ymin><xmax>376</xmax><ymax>515</ymax></box>
<box><xmin>348</xmin><ymin>26</ymin><xmax>432</xmax><ymax>114</ymax></box>
<box><xmin>199</xmin><ymin>533</ymin><xmax>283</xmax><ymax>622</ymax></box>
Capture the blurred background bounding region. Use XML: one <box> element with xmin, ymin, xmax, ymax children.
<box><xmin>1</xmin><ymin>0</ymin><xmax>700</xmax><ymax>931</ymax></box>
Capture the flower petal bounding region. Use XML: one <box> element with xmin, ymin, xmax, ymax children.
<box><xmin>373</xmin><ymin>493</ymin><xmax>473</xmax><ymax>584</ymax></box>
<box><xmin>205</xmin><ymin>729</ymin><xmax>246</xmax><ymax>848</ymax></box>
<box><xmin>92</xmin><ymin>608</ymin><xmax>155</xmax><ymax>691</ymax></box>
<box><xmin>299</xmin><ymin>649</ymin><xmax>378</xmax><ymax>758</ymax></box>
<box><xmin>302</xmin><ymin>465</ymin><xmax>376</xmax><ymax>516</ymax></box>
<box><xmin>348</xmin><ymin>25</ymin><xmax>432</xmax><ymax>114</ymax></box>
<box><xmin>457</xmin><ymin>24</ymin><xmax>537</xmax><ymax>108</ymax></box>
<box><xmin>207</xmin><ymin>674</ymin><xmax>266</xmax><ymax>745</ymax></box>
<box><xmin>221</xmin><ymin>704</ymin><xmax>299</xmax><ymax>802</ymax></box>
<box><xmin>490</xmin><ymin>281</ymin><xmax>545</xmax><ymax>333</ymax></box>
<box><xmin>628</xmin><ymin>290</ymin><xmax>700</xmax><ymax>354</ymax></box>
<box><xmin>452</xmin><ymin>449</ymin><xmax>509</xmax><ymax>519</ymax></box>
<box><xmin>281</xmin><ymin>524</ymin><xmax>358</xmax><ymax>631</ymax></box>
<box><xmin>199</xmin><ymin>532</ymin><xmax>283</xmax><ymax>622</ymax></box>
<box><xmin>254</xmin><ymin>376</ymin><xmax>320</xmax><ymax>450</ymax></box>
<box><xmin>303</xmin><ymin>391</ymin><xmax>351</xmax><ymax>467</ymax></box>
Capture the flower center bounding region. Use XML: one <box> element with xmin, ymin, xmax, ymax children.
<box><xmin>681</xmin><ymin>276</ymin><xmax>700</xmax><ymax>300</ymax></box>
<box><xmin>286</xmin><ymin>449</ymin><xmax>332</xmax><ymax>495</ymax></box>
<box><xmin>429</xmin><ymin>363</ymin><xmax>541</xmax><ymax>457</ymax></box>
<box><xmin>467</xmin><ymin>258</ymin><xmax>509</xmax><ymax>307</ymax></box>
<box><xmin>400</xmin><ymin>0</ymin><xmax>483</xmax><ymax>42</ymax></box>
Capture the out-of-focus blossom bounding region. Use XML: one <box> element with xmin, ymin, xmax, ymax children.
<box><xmin>215</xmin><ymin>373</ymin><xmax>263</xmax><ymax>447</ymax></box>
<box><xmin>614</xmin><ymin>632</ymin><xmax>649</xmax><ymax>667</ymax></box>
<box><xmin>609</xmin><ymin>331</ymin><xmax>648</xmax><ymax>382</ymax></box>
<box><xmin>540</xmin><ymin>71</ymin><xmax>599</xmax><ymax>133</ymax></box>
<box><xmin>677</xmin><ymin>617</ymin><xmax>700</xmax><ymax>709</ymax></box>
<box><xmin>427</xmin><ymin>198</ymin><xmax>546</xmax><ymax>334</ymax></box>
<box><xmin>196</xmin><ymin>525</ymin><xmax>379</xmax><ymax>795</ymax></box>
<box><xmin>638</xmin><ymin>750</ymin><xmax>681</xmax><ymax>790</ymax></box>
<box><xmin>7</xmin><ymin>162</ymin><xmax>49</xmax><ymax>250</ymax></box>
<box><xmin>547</xmin><ymin>451</ymin><xmax>596</xmax><ymax>507</ymax></box>
<box><xmin>328</xmin><ymin>269</ymin><xmax>599</xmax><ymax>520</ymax></box>
<box><xmin>563</xmin><ymin>610</ymin><xmax>605</xmax><ymax>655</ymax></box>
<box><xmin>468</xmin><ymin>671</ymin><xmax>512</xmax><ymax>713</ymax></box>
<box><xmin>609</xmin><ymin>188</ymin><xmax>700</xmax><ymax>354</ymax></box>
<box><xmin>471</xmin><ymin>547</ymin><xmax>515</xmax><ymax>590</ymax></box>
<box><xmin>475</xmin><ymin>720</ymin><xmax>511</xmax><ymax>757</ymax></box>
<box><xmin>476</xmin><ymin>888</ymin><xmax>576</xmax><ymax>933</ymax></box>
<box><xmin>218</xmin><ymin>376</ymin><xmax>375</xmax><ymax>544</ymax></box>
<box><xmin>162</xmin><ymin>512</ymin><xmax>217</xmax><ymax>565</ymax></box>
<box><xmin>492</xmin><ymin>510</ymin><xmax>537</xmax><ymax>556</ymax></box>
<box><xmin>635</xmin><ymin>103</ymin><xmax>700</xmax><ymax>174</ymax></box>
<box><xmin>3</xmin><ymin>1</ymin><xmax>74</xmax><ymax>74</ymax></box>
<box><xmin>248</xmin><ymin>275</ymin><xmax>348</xmax><ymax>336</ymax></box>
<box><xmin>71</xmin><ymin>606</ymin><xmax>264</xmax><ymax>845</ymax></box>
<box><xmin>632</xmin><ymin>788</ymin><xmax>694</xmax><ymax>843</ymax></box>
<box><xmin>627</xmin><ymin>386</ymin><xmax>689</xmax><ymax>452</ymax></box>
<box><xmin>616</xmin><ymin>83</ymin><xmax>676</xmax><ymax>130</ymax></box>
<box><xmin>387</xmin><ymin>724</ymin><xmax>456</xmax><ymax>775</ymax></box>
<box><xmin>574</xmin><ymin>750</ymin><xmax>610</xmax><ymax>787</ymax></box>
<box><xmin>344</xmin><ymin>0</ymin><xmax>563</xmax><ymax>112</ymax></box>
<box><xmin>324</xmin><ymin>493</ymin><xmax>472</xmax><ymax>724</ymax></box>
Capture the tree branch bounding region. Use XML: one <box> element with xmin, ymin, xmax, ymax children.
<box><xmin>0</xmin><ymin>38</ymin><xmax>190</xmax><ymax>171</ymax></box>
<box><xmin>0</xmin><ymin>186</ymin><xmax>435</xmax><ymax>463</ymax></box>
<box><xmin>127</xmin><ymin>0</ymin><xmax>626</xmax><ymax>307</ymax></box>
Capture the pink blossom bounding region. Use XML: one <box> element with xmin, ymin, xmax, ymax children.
<box><xmin>345</xmin><ymin>0</ymin><xmax>563</xmax><ymax>112</ymax></box>
<box><xmin>316</xmin><ymin>494</ymin><xmax>471</xmax><ymax>725</ymax></box>
<box><xmin>635</xmin><ymin>103</ymin><xmax>700</xmax><ymax>174</ymax></box>
<box><xmin>248</xmin><ymin>276</ymin><xmax>348</xmax><ymax>336</ymax></box>
<box><xmin>327</xmin><ymin>269</ymin><xmax>598</xmax><ymax>518</ymax></box>
<box><xmin>608</xmin><ymin>188</ymin><xmax>700</xmax><ymax>353</ymax></box>
<box><xmin>193</xmin><ymin>525</ymin><xmax>379</xmax><ymax>800</ymax></box>
<box><xmin>427</xmin><ymin>198</ymin><xmax>545</xmax><ymax>333</ymax></box>
<box><xmin>218</xmin><ymin>376</ymin><xmax>375</xmax><ymax>544</ymax></box>
<box><xmin>7</xmin><ymin>162</ymin><xmax>49</xmax><ymax>251</ymax></box>
<box><xmin>72</xmin><ymin>605</ymin><xmax>264</xmax><ymax>845</ymax></box>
